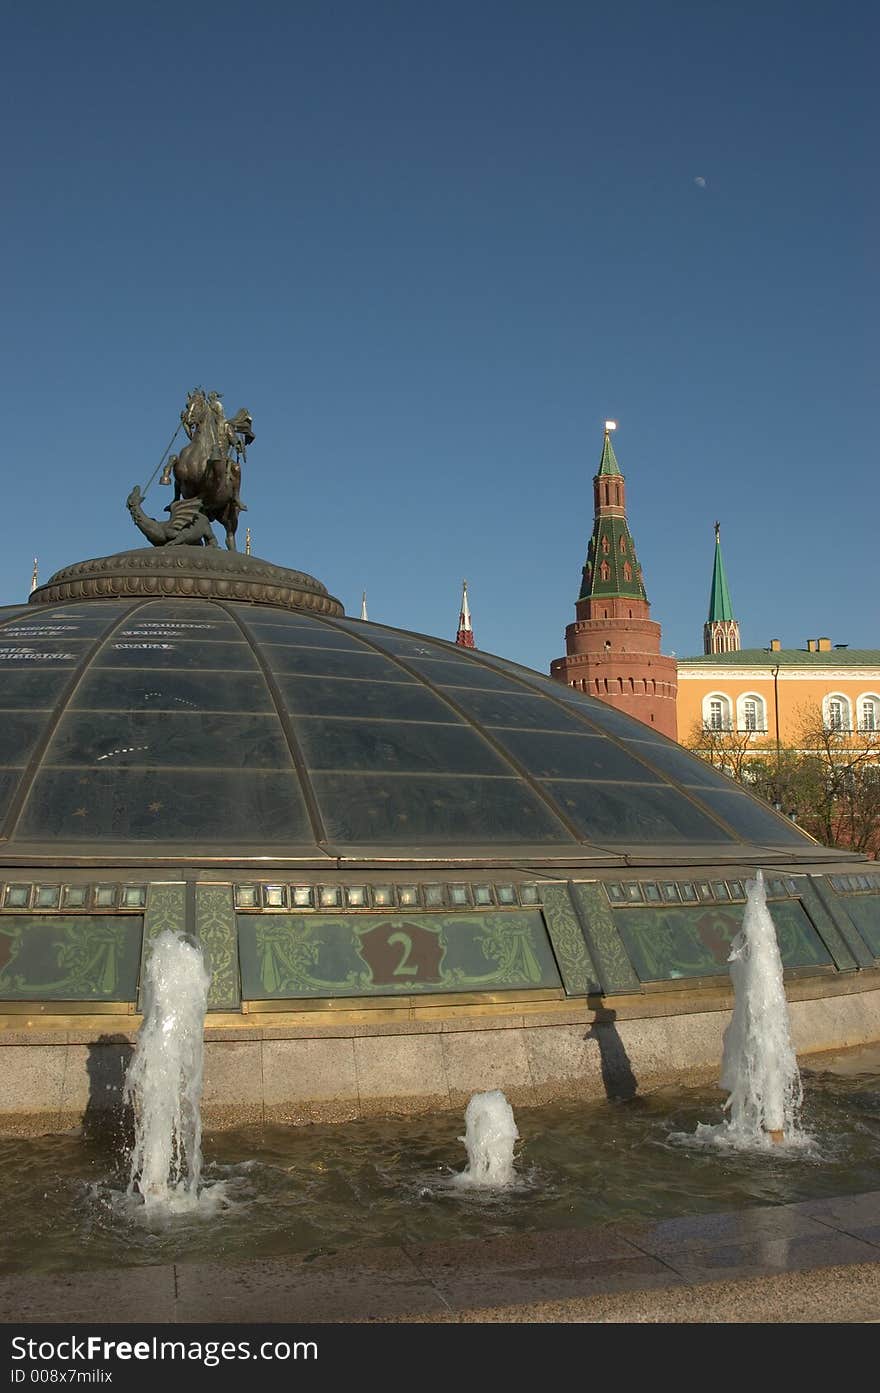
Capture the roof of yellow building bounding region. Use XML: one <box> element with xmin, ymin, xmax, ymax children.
<box><xmin>679</xmin><ymin>648</ymin><xmax>880</xmax><ymax>667</ymax></box>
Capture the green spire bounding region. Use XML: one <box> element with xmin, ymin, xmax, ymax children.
<box><xmin>707</xmin><ymin>521</ymin><xmax>735</xmax><ymax>622</ymax></box>
<box><xmin>597</xmin><ymin>429</ymin><xmax>621</xmax><ymax>476</ymax></box>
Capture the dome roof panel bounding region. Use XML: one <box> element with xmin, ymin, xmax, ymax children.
<box><xmin>421</xmin><ymin>686</ymin><xmax>592</xmax><ymax>733</ymax></box>
<box><xmin>383</xmin><ymin>655</ymin><xmax>525</xmax><ymax>693</ymax></box>
<box><xmin>0</xmin><ymin>593</ymin><xmax>826</xmax><ymax>865</ymax></box>
<box><xmin>623</xmin><ymin>737</ymin><xmax>742</xmax><ymax>790</ymax></box>
<box><xmin>296</xmin><ymin>716</ymin><xmax>514</xmax><ymax>777</ymax></box>
<box><xmin>0</xmin><ymin>601</ymin><xmax>132</xmax><ymax>639</ymax></box>
<box><xmin>309</xmin><ymin>772</ymin><xmax>578</xmax><ymax>847</ymax></box>
<box><xmin>483</xmin><ymin>729</ymin><xmax>666</xmax><ymax>783</ymax></box>
<box><xmin>544</xmin><ymin>779</ymin><xmax>737</xmax><ymax>845</ymax></box>
<box><xmin>277</xmin><ymin>674</ymin><xmax>461</xmax><ymax>722</ymax></box>
<box><xmin>0</xmin><ymin>712</ymin><xmax>53</xmax><ymax>768</ymax></box>
<box><xmin>94</xmin><ymin>636</ymin><xmax>252</xmax><ymax>672</ymax></box>
<box><xmin>0</xmin><ymin>770</ymin><xmax>25</xmax><ymax>829</ymax></box>
<box><xmin>16</xmin><ymin>767</ymin><xmax>312</xmax><ymax>846</ymax></box>
<box><xmin>70</xmin><ymin>666</ymin><xmax>276</xmax><ymax>714</ymax></box>
<box><xmin>680</xmin><ymin>787</ymin><xmax>812</xmax><ymax>847</ymax></box>
<box><xmin>256</xmin><ymin>646</ymin><xmax>418</xmax><ymax>681</ymax></box>
<box><xmin>43</xmin><ymin>708</ymin><xmax>293</xmax><ymax>772</ymax></box>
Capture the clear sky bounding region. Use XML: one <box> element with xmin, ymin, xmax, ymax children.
<box><xmin>2</xmin><ymin>1</ymin><xmax>876</xmax><ymax>670</ymax></box>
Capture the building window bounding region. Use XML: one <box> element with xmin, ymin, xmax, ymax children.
<box><xmin>601</xmin><ymin>535</ymin><xmax>610</xmax><ymax>554</ymax></box>
<box><xmin>737</xmin><ymin>693</ymin><xmax>766</xmax><ymax>733</ymax></box>
<box><xmin>858</xmin><ymin>694</ymin><xmax>879</xmax><ymax>732</ymax></box>
<box><xmin>619</xmin><ymin>535</ymin><xmax>627</xmax><ymax>554</ymax></box>
<box><xmin>623</xmin><ymin>562</ymin><xmax>632</xmax><ymax>581</ymax></box>
<box><xmin>704</xmin><ymin>693</ymin><xmax>732</xmax><ymax>731</ymax></box>
<box><xmin>600</xmin><ymin>561</ymin><xmax>610</xmax><ymax>581</ymax></box>
<box><xmin>825</xmin><ymin>694</ymin><xmax>852</xmax><ymax>732</ymax></box>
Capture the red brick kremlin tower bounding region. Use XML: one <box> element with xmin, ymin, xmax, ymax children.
<box><xmin>550</xmin><ymin>423</ymin><xmax>677</xmax><ymax>737</ymax></box>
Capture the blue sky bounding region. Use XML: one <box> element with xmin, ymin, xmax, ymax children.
<box><xmin>2</xmin><ymin>1</ymin><xmax>876</xmax><ymax>670</ymax></box>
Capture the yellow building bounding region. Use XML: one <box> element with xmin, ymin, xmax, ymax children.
<box><xmin>676</xmin><ymin>529</ymin><xmax>880</xmax><ymax>745</ymax></box>
<box><xmin>677</xmin><ymin>638</ymin><xmax>880</xmax><ymax>746</ymax></box>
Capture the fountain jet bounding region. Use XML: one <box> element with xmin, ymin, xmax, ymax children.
<box><xmin>453</xmin><ymin>1089</ymin><xmax>519</xmax><ymax>1187</ymax></box>
<box><xmin>719</xmin><ymin>870</ymin><xmax>804</xmax><ymax>1146</ymax></box>
<box><xmin>124</xmin><ymin>930</ymin><xmax>211</xmax><ymax>1208</ymax></box>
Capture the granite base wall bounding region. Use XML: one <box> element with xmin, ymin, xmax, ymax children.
<box><xmin>2</xmin><ymin>984</ymin><xmax>880</xmax><ymax>1136</ymax></box>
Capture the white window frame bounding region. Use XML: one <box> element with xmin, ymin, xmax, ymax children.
<box><xmin>857</xmin><ymin>692</ymin><xmax>880</xmax><ymax>733</ymax></box>
<box><xmin>823</xmin><ymin>693</ymin><xmax>852</xmax><ymax>733</ymax></box>
<box><xmin>703</xmin><ymin>692</ymin><xmax>733</xmax><ymax>732</ymax></box>
<box><xmin>736</xmin><ymin>692</ymin><xmax>767</xmax><ymax>733</ymax></box>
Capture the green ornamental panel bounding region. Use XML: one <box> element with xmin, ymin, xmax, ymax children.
<box><xmin>0</xmin><ymin>915</ymin><xmax>143</xmax><ymax>1000</ymax></box>
<box><xmin>539</xmin><ymin>884</ymin><xmax>601</xmax><ymax>995</ymax></box>
<box><xmin>138</xmin><ymin>882</ymin><xmax>187</xmax><ymax>1011</ymax></box>
<box><xmin>569</xmin><ymin>883</ymin><xmax>641</xmax><ymax>995</ymax></box>
<box><xmin>142</xmin><ymin>882</ymin><xmax>187</xmax><ymax>943</ymax></box>
<box><xmin>613</xmin><ymin>900</ymin><xmax>833</xmax><ymax>983</ymax></box>
<box><xmin>238</xmin><ymin>910</ymin><xmax>562</xmax><ymax>999</ymax></box>
<box><xmin>195</xmin><ymin>884</ymin><xmax>240</xmax><ymax>1011</ymax></box>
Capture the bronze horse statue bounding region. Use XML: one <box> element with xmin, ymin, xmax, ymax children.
<box><xmin>160</xmin><ymin>389</ymin><xmax>254</xmax><ymax>551</ymax></box>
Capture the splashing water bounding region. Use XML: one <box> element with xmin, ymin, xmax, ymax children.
<box><xmin>124</xmin><ymin>931</ymin><xmax>211</xmax><ymax>1210</ymax></box>
<box><xmin>453</xmin><ymin>1089</ymin><xmax>520</xmax><ymax>1188</ymax></box>
<box><xmin>695</xmin><ymin>870</ymin><xmax>806</xmax><ymax>1151</ymax></box>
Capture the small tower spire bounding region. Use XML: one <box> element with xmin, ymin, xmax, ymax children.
<box><xmin>30</xmin><ymin>558</ymin><xmax>38</xmax><ymax>593</ymax></box>
<box><xmin>704</xmin><ymin>521</ymin><xmax>740</xmax><ymax>654</ymax></box>
<box><xmin>456</xmin><ymin>580</ymin><xmax>475</xmax><ymax>648</ymax></box>
<box><xmin>360</xmin><ymin>591</ymin><xmax>368</xmax><ymax>621</ymax></box>
<box><xmin>597</xmin><ymin>420</ymin><xmax>622</xmax><ymax>476</ymax></box>
<box><xmin>245</xmin><ymin>528</ymin><xmax>251</xmax><ymax>556</ymax></box>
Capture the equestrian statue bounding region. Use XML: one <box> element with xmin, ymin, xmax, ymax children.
<box><xmin>127</xmin><ymin>389</ymin><xmax>255</xmax><ymax>551</ymax></box>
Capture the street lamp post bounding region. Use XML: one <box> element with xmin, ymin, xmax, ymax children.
<box><xmin>769</xmin><ymin>660</ymin><xmax>782</xmax><ymax>810</ymax></box>
<box><xmin>772</xmin><ymin>663</ymin><xmax>781</xmax><ymax>770</ymax></box>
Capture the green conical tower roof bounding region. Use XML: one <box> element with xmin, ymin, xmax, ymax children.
<box><xmin>577</xmin><ymin>427</ymin><xmax>647</xmax><ymax>603</ymax></box>
<box><xmin>597</xmin><ymin>429</ymin><xmax>621</xmax><ymax>476</ymax></box>
<box><xmin>707</xmin><ymin>521</ymin><xmax>735</xmax><ymax>622</ymax></box>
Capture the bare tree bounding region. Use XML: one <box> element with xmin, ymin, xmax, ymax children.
<box><xmin>785</xmin><ymin>711</ymin><xmax>880</xmax><ymax>856</ymax></box>
<box><xmin>684</xmin><ymin>720</ymin><xmax>772</xmax><ymax>785</ymax></box>
<box><xmin>685</xmin><ymin>710</ymin><xmax>880</xmax><ymax>858</ymax></box>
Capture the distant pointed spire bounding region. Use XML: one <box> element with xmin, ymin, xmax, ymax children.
<box><xmin>708</xmin><ymin>522</ymin><xmax>735</xmax><ymax>621</ymax></box>
<box><xmin>245</xmin><ymin>528</ymin><xmax>251</xmax><ymax>556</ymax></box>
<box><xmin>704</xmin><ymin>521</ymin><xmax>740</xmax><ymax>653</ymax></box>
<box><xmin>360</xmin><ymin>590</ymin><xmax>368</xmax><ymax>621</ymax></box>
<box><xmin>597</xmin><ymin>421</ymin><xmax>622</xmax><ymax>476</ymax></box>
<box><xmin>30</xmin><ymin>558</ymin><xmax>38</xmax><ymax>593</ymax></box>
<box><xmin>456</xmin><ymin>580</ymin><xmax>475</xmax><ymax>648</ymax></box>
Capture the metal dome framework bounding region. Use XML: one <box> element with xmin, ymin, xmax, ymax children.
<box><xmin>0</xmin><ymin>579</ymin><xmax>878</xmax><ymax>1017</ymax></box>
<box><xmin>0</xmin><ymin>596</ymin><xmax>830</xmax><ymax>864</ymax></box>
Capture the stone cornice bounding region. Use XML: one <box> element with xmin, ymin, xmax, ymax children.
<box><xmin>678</xmin><ymin>666</ymin><xmax>880</xmax><ymax>682</ymax></box>
<box><xmin>29</xmin><ymin>548</ymin><xmax>345</xmax><ymax>617</ymax></box>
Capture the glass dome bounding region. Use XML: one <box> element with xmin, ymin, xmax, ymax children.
<box><xmin>0</xmin><ymin>595</ymin><xmax>822</xmax><ymax>867</ymax></box>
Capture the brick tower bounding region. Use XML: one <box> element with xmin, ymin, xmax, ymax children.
<box><xmin>550</xmin><ymin>423</ymin><xmax>678</xmax><ymax>737</ymax></box>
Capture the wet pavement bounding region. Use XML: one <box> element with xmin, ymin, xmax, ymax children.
<box><xmin>2</xmin><ymin>1189</ymin><xmax>879</xmax><ymax>1324</ymax></box>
